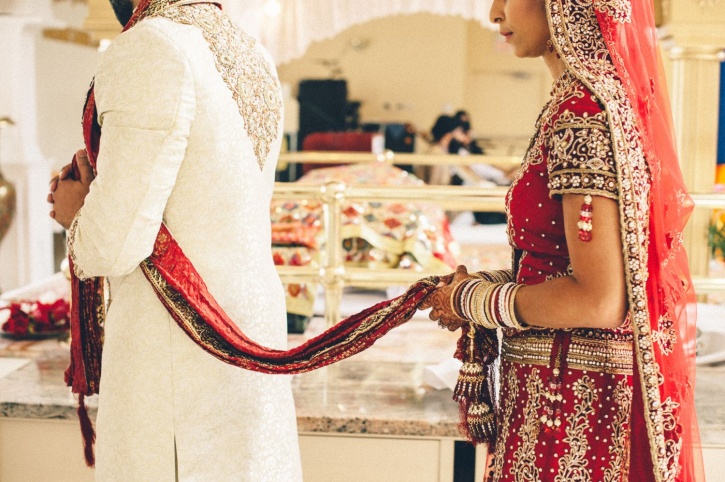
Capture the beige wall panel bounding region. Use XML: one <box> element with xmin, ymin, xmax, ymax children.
<box><xmin>277</xmin><ymin>13</ymin><xmax>549</xmax><ymax>142</ymax></box>
<box><xmin>84</xmin><ymin>0</ymin><xmax>121</xmax><ymax>42</ymax></box>
<box><xmin>466</xmin><ymin>71</ymin><xmax>546</xmax><ymax>140</ymax></box>
<box><xmin>299</xmin><ymin>434</ymin><xmax>444</xmax><ymax>482</ymax></box>
<box><xmin>465</xmin><ymin>26</ymin><xmax>549</xmax><ymax>142</ymax></box>
<box><xmin>0</xmin><ymin>419</ymin><xmax>94</xmax><ymax>482</ymax></box>
<box><xmin>277</xmin><ymin>14</ymin><xmax>469</xmax><ymax>133</ymax></box>
<box><xmin>669</xmin><ymin>0</ymin><xmax>725</xmax><ymax>46</ymax></box>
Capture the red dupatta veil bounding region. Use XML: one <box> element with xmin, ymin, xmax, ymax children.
<box><xmin>546</xmin><ymin>1</ymin><xmax>703</xmax><ymax>480</ymax></box>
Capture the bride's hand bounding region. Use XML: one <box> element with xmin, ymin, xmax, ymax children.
<box><xmin>422</xmin><ymin>266</ymin><xmax>474</xmax><ymax>331</ymax></box>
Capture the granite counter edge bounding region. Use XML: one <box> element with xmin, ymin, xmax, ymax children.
<box><xmin>1</xmin><ymin>403</ymin><xmax>462</xmax><ymax>438</ymax></box>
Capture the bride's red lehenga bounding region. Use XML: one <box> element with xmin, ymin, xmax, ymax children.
<box><xmin>489</xmin><ymin>1</ymin><xmax>704</xmax><ymax>481</ymax></box>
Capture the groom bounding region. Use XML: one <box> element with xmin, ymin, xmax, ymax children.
<box><xmin>48</xmin><ymin>0</ymin><xmax>303</xmax><ymax>480</ymax></box>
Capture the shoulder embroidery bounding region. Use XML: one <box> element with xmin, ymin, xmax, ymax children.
<box><xmin>144</xmin><ymin>2</ymin><xmax>281</xmax><ymax>171</ymax></box>
<box><xmin>548</xmin><ymin>108</ymin><xmax>619</xmax><ymax>199</ymax></box>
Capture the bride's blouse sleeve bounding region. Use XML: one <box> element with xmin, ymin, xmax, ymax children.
<box><xmin>67</xmin><ymin>21</ymin><xmax>196</xmax><ymax>279</ymax></box>
<box><xmin>545</xmin><ymin>90</ymin><xmax>619</xmax><ymax>202</ymax></box>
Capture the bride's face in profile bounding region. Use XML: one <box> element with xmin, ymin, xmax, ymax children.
<box><xmin>489</xmin><ymin>0</ymin><xmax>551</xmax><ymax>59</ymax></box>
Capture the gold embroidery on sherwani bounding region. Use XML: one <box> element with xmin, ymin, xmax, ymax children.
<box><xmin>142</xmin><ymin>1</ymin><xmax>282</xmax><ymax>171</ymax></box>
<box><xmin>603</xmin><ymin>379</ymin><xmax>633</xmax><ymax>482</ymax></box>
<box><xmin>67</xmin><ymin>210</ymin><xmax>88</xmax><ymax>279</ymax></box>
<box><xmin>492</xmin><ymin>364</ymin><xmax>520</xmax><ymax>482</ymax></box>
<box><xmin>555</xmin><ymin>376</ymin><xmax>596</xmax><ymax>482</ymax></box>
<box><xmin>547</xmin><ymin>1</ymin><xmax>677</xmax><ymax>478</ymax></box>
<box><xmin>510</xmin><ymin>368</ymin><xmax>543</xmax><ymax>482</ymax></box>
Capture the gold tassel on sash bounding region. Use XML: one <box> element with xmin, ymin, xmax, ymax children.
<box><xmin>453</xmin><ymin>323</ymin><xmax>497</xmax><ymax>445</ymax></box>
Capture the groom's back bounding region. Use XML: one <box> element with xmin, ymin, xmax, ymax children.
<box><xmin>96</xmin><ymin>7</ymin><xmax>287</xmax><ymax>339</ymax></box>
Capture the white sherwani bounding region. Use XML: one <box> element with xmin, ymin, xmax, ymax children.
<box><xmin>68</xmin><ymin>13</ymin><xmax>302</xmax><ymax>482</ymax></box>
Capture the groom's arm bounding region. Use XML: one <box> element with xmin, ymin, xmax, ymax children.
<box><xmin>67</xmin><ymin>21</ymin><xmax>196</xmax><ymax>279</ymax></box>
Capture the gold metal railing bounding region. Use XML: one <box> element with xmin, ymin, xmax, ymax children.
<box><xmin>273</xmin><ymin>153</ymin><xmax>725</xmax><ymax>324</ymax></box>
<box><xmin>279</xmin><ymin>151</ymin><xmax>522</xmax><ymax>171</ymax></box>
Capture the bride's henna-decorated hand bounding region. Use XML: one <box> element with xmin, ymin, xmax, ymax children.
<box><xmin>422</xmin><ymin>265</ymin><xmax>475</xmax><ymax>331</ymax></box>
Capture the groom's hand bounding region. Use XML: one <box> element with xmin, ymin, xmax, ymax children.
<box><xmin>49</xmin><ymin>149</ymin><xmax>95</xmax><ymax>229</ymax></box>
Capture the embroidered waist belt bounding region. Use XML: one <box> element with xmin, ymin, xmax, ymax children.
<box><xmin>501</xmin><ymin>331</ymin><xmax>634</xmax><ymax>375</ymax></box>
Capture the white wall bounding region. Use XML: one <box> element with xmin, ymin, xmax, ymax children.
<box><xmin>0</xmin><ymin>1</ymin><xmax>99</xmax><ymax>291</ymax></box>
<box><xmin>35</xmin><ymin>36</ymin><xmax>100</xmax><ymax>169</ymax></box>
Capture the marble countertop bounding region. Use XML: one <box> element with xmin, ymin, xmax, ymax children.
<box><xmin>0</xmin><ymin>316</ymin><xmax>464</xmax><ymax>438</ymax></box>
<box><xmin>2</xmin><ymin>316</ymin><xmax>725</xmax><ymax>444</ymax></box>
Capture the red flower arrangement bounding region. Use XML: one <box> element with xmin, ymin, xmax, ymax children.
<box><xmin>0</xmin><ymin>298</ymin><xmax>70</xmax><ymax>338</ymax></box>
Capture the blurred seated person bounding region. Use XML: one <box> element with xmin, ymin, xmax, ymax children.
<box><xmin>452</xmin><ymin>111</ymin><xmax>510</xmax><ymax>224</ymax></box>
<box><xmin>454</xmin><ymin>110</ymin><xmax>485</xmax><ymax>155</ymax></box>
<box><xmin>414</xmin><ymin>115</ymin><xmax>467</xmax><ymax>185</ymax></box>
<box><xmin>385</xmin><ymin>123</ymin><xmax>417</xmax><ymax>174</ymax></box>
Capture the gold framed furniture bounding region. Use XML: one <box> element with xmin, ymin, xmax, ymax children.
<box><xmin>273</xmin><ymin>152</ymin><xmax>725</xmax><ymax>325</ymax></box>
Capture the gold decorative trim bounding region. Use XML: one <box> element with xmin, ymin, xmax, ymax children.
<box><xmin>502</xmin><ymin>332</ymin><xmax>634</xmax><ymax>375</ymax></box>
<box><xmin>555</xmin><ymin>375</ymin><xmax>596</xmax><ymax>482</ymax></box>
<box><xmin>142</xmin><ymin>1</ymin><xmax>282</xmax><ymax>171</ymax></box>
<box><xmin>491</xmin><ymin>365</ymin><xmax>518</xmax><ymax>481</ymax></box>
<box><xmin>67</xmin><ymin>210</ymin><xmax>88</xmax><ymax>279</ymax></box>
<box><xmin>511</xmin><ymin>368</ymin><xmax>544</xmax><ymax>480</ymax></box>
<box><xmin>669</xmin><ymin>46</ymin><xmax>725</xmax><ymax>62</ymax></box>
<box><xmin>594</xmin><ymin>0</ymin><xmax>632</xmax><ymax>23</ymax></box>
<box><xmin>603</xmin><ymin>379</ymin><xmax>634</xmax><ymax>482</ymax></box>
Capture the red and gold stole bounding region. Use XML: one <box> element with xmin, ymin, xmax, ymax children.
<box><xmin>65</xmin><ymin>0</ymin><xmax>494</xmax><ymax>468</ymax></box>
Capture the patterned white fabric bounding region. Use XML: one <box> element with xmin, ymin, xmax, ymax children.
<box><xmin>69</xmin><ymin>17</ymin><xmax>302</xmax><ymax>481</ymax></box>
<box><xmin>224</xmin><ymin>0</ymin><xmax>496</xmax><ymax>64</ymax></box>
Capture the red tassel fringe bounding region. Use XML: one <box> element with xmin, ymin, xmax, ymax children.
<box><xmin>66</xmin><ymin>256</ymin><xmax>105</xmax><ymax>468</ymax></box>
<box><xmin>77</xmin><ymin>394</ymin><xmax>96</xmax><ymax>467</ymax></box>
